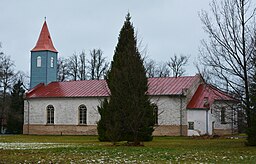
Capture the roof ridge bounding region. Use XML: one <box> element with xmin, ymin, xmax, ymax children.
<box><xmin>204</xmin><ymin>83</ymin><xmax>238</xmax><ymax>101</ymax></box>
<box><xmin>148</xmin><ymin>75</ymin><xmax>197</xmax><ymax>79</ymax></box>
<box><xmin>54</xmin><ymin>76</ymin><xmax>198</xmax><ymax>84</ymax></box>
<box><xmin>56</xmin><ymin>79</ymin><xmax>107</xmax><ymax>83</ymax></box>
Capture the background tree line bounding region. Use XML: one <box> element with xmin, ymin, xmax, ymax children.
<box><xmin>57</xmin><ymin>49</ymin><xmax>109</xmax><ymax>81</ymax></box>
<box><xmin>0</xmin><ymin>43</ymin><xmax>26</xmax><ymax>134</ymax></box>
<box><xmin>58</xmin><ymin>49</ymin><xmax>189</xmax><ymax>81</ymax></box>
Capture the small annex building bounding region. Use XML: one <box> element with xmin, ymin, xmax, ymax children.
<box><xmin>23</xmin><ymin>21</ymin><xmax>238</xmax><ymax>136</ymax></box>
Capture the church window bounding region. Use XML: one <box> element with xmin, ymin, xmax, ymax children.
<box><xmin>152</xmin><ymin>103</ymin><xmax>158</xmax><ymax>125</ymax></box>
<box><xmin>221</xmin><ymin>108</ymin><xmax>226</xmax><ymax>124</ymax></box>
<box><xmin>79</xmin><ymin>105</ymin><xmax>87</xmax><ymax>124</ymax></box>
<box><xmin>50</xmin><ymin>57</ymin><xmax>54</xmax><ymax>67</ymax></box>
<box><xmin>37</xmin><ymin>56</ymin><xmax>41</xmax><ymax>67</ymax></box>
<box><xmin>188</xmin><ymin>122</ymin><xmax>194</xmax><ymax>130</ymax></box>
<box><xmin>47</xmin><ymin>105</ymin><xmax>54</xmax><ymax>124</ymax></box>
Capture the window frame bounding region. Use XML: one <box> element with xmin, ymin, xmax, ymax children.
<box><xmin>221</xmin><ymin>108</ymin><xmax>227</xmax><ymax>124</ymax></box>
<box><xmin>188</xmin><ymin>122</ymin><xmax>194</xmax><ymax>130</ymax></box>
<box><xmin>79</xmin><ymin>104</ymin><xmax>87</xmax><ymax>125</ymax></box>
<box><xmin>46</xmin><ymin>105</ymin><xmax>54</xmax><ymax>124</ymax></box>
<box><xmin>37</xmin><ymin>56</ymin><xmax>42</xmax><ymax>67</ymax></box>
<box><xmin>152</xmin><ymin>103</ymin><xmax>158</xmax><ymax>125</ymax></box>
<box><xmin>50</xmin><ymin>57</ymin><xmax>54</xmax><ymax>68</ymax></box>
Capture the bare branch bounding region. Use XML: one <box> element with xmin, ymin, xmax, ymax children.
<box><xmin>167</xmin><ymin>54</ymin><xmax>189</xmax><ymax>77</ymax></box>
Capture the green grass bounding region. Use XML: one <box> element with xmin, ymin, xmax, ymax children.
<box><xmin>0</xmin><ymin>135</ymin><xmax>255</xmax><ymax>163</ymax></box>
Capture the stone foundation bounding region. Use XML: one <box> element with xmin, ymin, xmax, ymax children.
<box><xmin>23</xmin><ymin>124</ymin><xmax>188</xmax><ymax>136</ymax></box>
<box><xmin>23</xmin><ymin>124</ymin><xmax>98</xmax><ymax>135</ymax></box>
<box><xmin>213</xmin><ymin>129</ymin><xmax>235</xmax><ymax>136</ymax></box>
<box><xmin>153</xmin><ymin>125</ymin><xmax>188</xmax><ymax>136</ymax></box>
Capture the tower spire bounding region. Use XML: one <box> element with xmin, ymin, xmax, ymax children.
<box><xmin>30</xmin><ymin>20</ymin><xmax>58</xmax><ymax>89</ymax></box>
<box><xmin>31</xmin><ymin>20</ymin><xmax>58</xmax><ymax>53</ymax></box>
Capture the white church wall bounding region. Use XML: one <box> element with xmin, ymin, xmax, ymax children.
<box><xmin>187</xmin><ymin>109</ymin><xmax>212</xmax><ymax>136</ymax></box>
<box><xmin>24</xmin><ymin>100</ymin><xmax>28</xmax><ymax>124</ymax></box>
<box><xmin>150</xmin><ymin>96</ymin><xmax>188</xmax><ymax>136</ymax></box>
<box><xmin>187</xmin><ymin>101</ymin><xmax>238</xmax><ymax>136</ymax></box>
<box><xmin>211</xmin><ymin>101</ymin><xmax>237</xmax><ymax>135</ymax></box>
<box><xmin>24</xmin><ymin>97</ymin><xmax>104</xmax><ymax>125</ymax></box>
<box><xmin>150</xmin><ymin>96</ymin><xmax>187</xmax><ymax>125</ymax></box>
<box><xmin>25</xmin><ymin>96</ymin><xmax>187</xmax><ymax>126</ymax></box>
<box><xmin>24</xmin><ymin>95</ymin><xmax>189</xmax><ymax>136</ymax></box>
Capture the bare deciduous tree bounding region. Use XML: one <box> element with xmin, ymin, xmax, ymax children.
<box><xmin>79</xmin><ymin>51</ymin><xmax>87</xmax><ymax>80</ymax></box>
<box><xmin>67</xmin><ymin>53</ymin><xmax>80</xmax><ymax>81</ymax></box>
<box><xmin>0</xmin><ymin>53</ymin><xmax>15</xmax><ymax>133</ymax></box>
<box><xmin>14</xmin><ymin>71</ymin><xmax>29</xmax><ymax>91</ymax></box>
<box><xmin>155</xmin><ymin>62</ymin><xmax>170</xmax><ymax>77</ymax></box>
<box><xmin>57</xmin><ymin>57</ymin><xmax>69</xmax><ymax>82</ymax></box>
<box><xmin>199</xmin><ymin>0</ymin><xmax>256</xmax><ymax>144</ymax></box>
<box><xmin>87</xmin><ymin>49</ymin><xmax>109</xmax><ymax>80</ymax></box>
<box><xmin>167</xmin><ymin>54</ymin><xmax>188</xmax><ymax>77</ymax></box>
<box><xmin>144</xmin><ymin>59</ymin><xmax>157</xmax><ymax>78</ymax></box>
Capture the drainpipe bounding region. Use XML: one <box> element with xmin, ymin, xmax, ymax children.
<box><xmin>203</xmin><ymin>97</ymin><xmax>209</xmax><ymax>135</ymax></box>
<box><xmin>231</xmin><ymin>107</ymin><xmax>234</xmax><ymax>134</ymax></box>
<box><xmin>206</xmin><ymin>108</ymin><xmax>209</xmax><ymax>135</ymax></box>
<box><xmin>180</xmin><ymin>95</ymin><xmax>183</xmax><ymax>136</ymax></box>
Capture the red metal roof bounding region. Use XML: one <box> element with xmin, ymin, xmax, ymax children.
<box><xmin>147</xmin><ymin>76</ymin><xmax>199</xmax><ymax>95</ymax></box>
<box><xmin>31</xmin><ymin>21</ymin><xmax>58</xmax><ymax>53</ymax></box>
<box><xmin>26</xmin><ymin>80</ymin><xmax>109</xmax><ymax>98</ymax></box>
<box><xmin>187</xmin><ymin>84</ymin><xmax>237</xmax><ymax>109</ymax></box>
<box><xmin>26</xmin><ymin>76</ymin><xmax>200</xmax><ymax>99</ymax></box>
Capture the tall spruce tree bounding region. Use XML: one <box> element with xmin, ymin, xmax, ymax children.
<box><xmin>105</xmin><ymin>13</ymin><xmax>154</xmax><ymax>145</ymax></box>
<box><xmin>248</xmin><ymin>71</ymin><xmax>256</xmax><ymax>145</ymax></box>
<box><xmin>248</xmin><ymin>39</ymin><xmax>256</xmax><ymax>146</ymax></box>
<box><xmin>7</xmin><ymin>80</ymin><xmax>25</xmax><ymax>133</ymax></box>
<box><xmin>97</xmin><ymin>98</ymin><xmax>109</xmax><ymax>141</ymax></box>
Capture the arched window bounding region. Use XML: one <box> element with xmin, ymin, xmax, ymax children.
<box><xmin>47</xmin><ymin>105</ymin><xmax>54</xmax><ymax>124</ymax></box>
<box><xmin>152</xmin><ymin>103</ymin><xmax>158</xmax><ymax>125</ymax></box>
<box><xmin>37</xmin><ymin>56</ymin><xmax>41</xmax><ymax>67</ymax></box>
<box><xmin>79</xmin><ymin>105</ymin><xmax>87</xmax><ymax>124</ymax></box>
<box><xmin>221</xmin><ymin>108</ymin><xmax>226</xmax><ymax>124</ymax></box>
<box><xmin>50</xmin><ymin>57</ymin><xmax>54</xmax><ymax>68</ymax></box>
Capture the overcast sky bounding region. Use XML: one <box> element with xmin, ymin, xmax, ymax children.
<box><xmin>0</xmin><ymin>0</ymin><xmax>212</xmax><ymax>76</ymax></box>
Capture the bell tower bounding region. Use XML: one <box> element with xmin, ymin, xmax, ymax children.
<box><xmin>30</xmin><ymin>20</ymin><xmax>58</xmax><ymax>89</ymax></box>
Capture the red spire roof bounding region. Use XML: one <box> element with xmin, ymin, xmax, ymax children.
<box><xmin>31</xmin><ymin>21</ymin><xmax>58</xmax><ymax>53</ymax></box>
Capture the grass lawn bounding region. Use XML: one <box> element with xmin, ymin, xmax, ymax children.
<box><xmin>0</xmin><ymin>135</ymin><xmax>256</xmax><ymax>163</ymax></box>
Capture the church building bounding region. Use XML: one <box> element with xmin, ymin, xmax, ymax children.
<box><xmin>23</xmin><ymin>21</ymin><xmax>238</xmax><ymax>136</ymax></box>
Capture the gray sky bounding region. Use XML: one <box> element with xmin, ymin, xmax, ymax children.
<box><xmin>0</xmin><ymin>0</ymin><xmax>211</xmax><ymax>76</ymax></box>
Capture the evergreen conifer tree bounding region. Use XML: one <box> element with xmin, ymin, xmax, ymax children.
<box><xmin>248</xmin><ymin>41</ymin><xmax>256</xmax><ymax>146</ymax></box>
<box><xmin>248</xmin><ymin>84</ymin><xmax>256</xmax><ymax>145</ymax></box>
<box><xmin>106</xmin><ymin>13</ymin><xmax>154</xmax><ymax>145</ymax></box>
<box><xmin>7</xmin><ymin>80</ymin><xmax>25</xmax><ymax>133</ymax></box>
<box><xmin>97</xmin><ymin>98</ymin><xmax>109</xmax><ymax>141</ymax></box>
